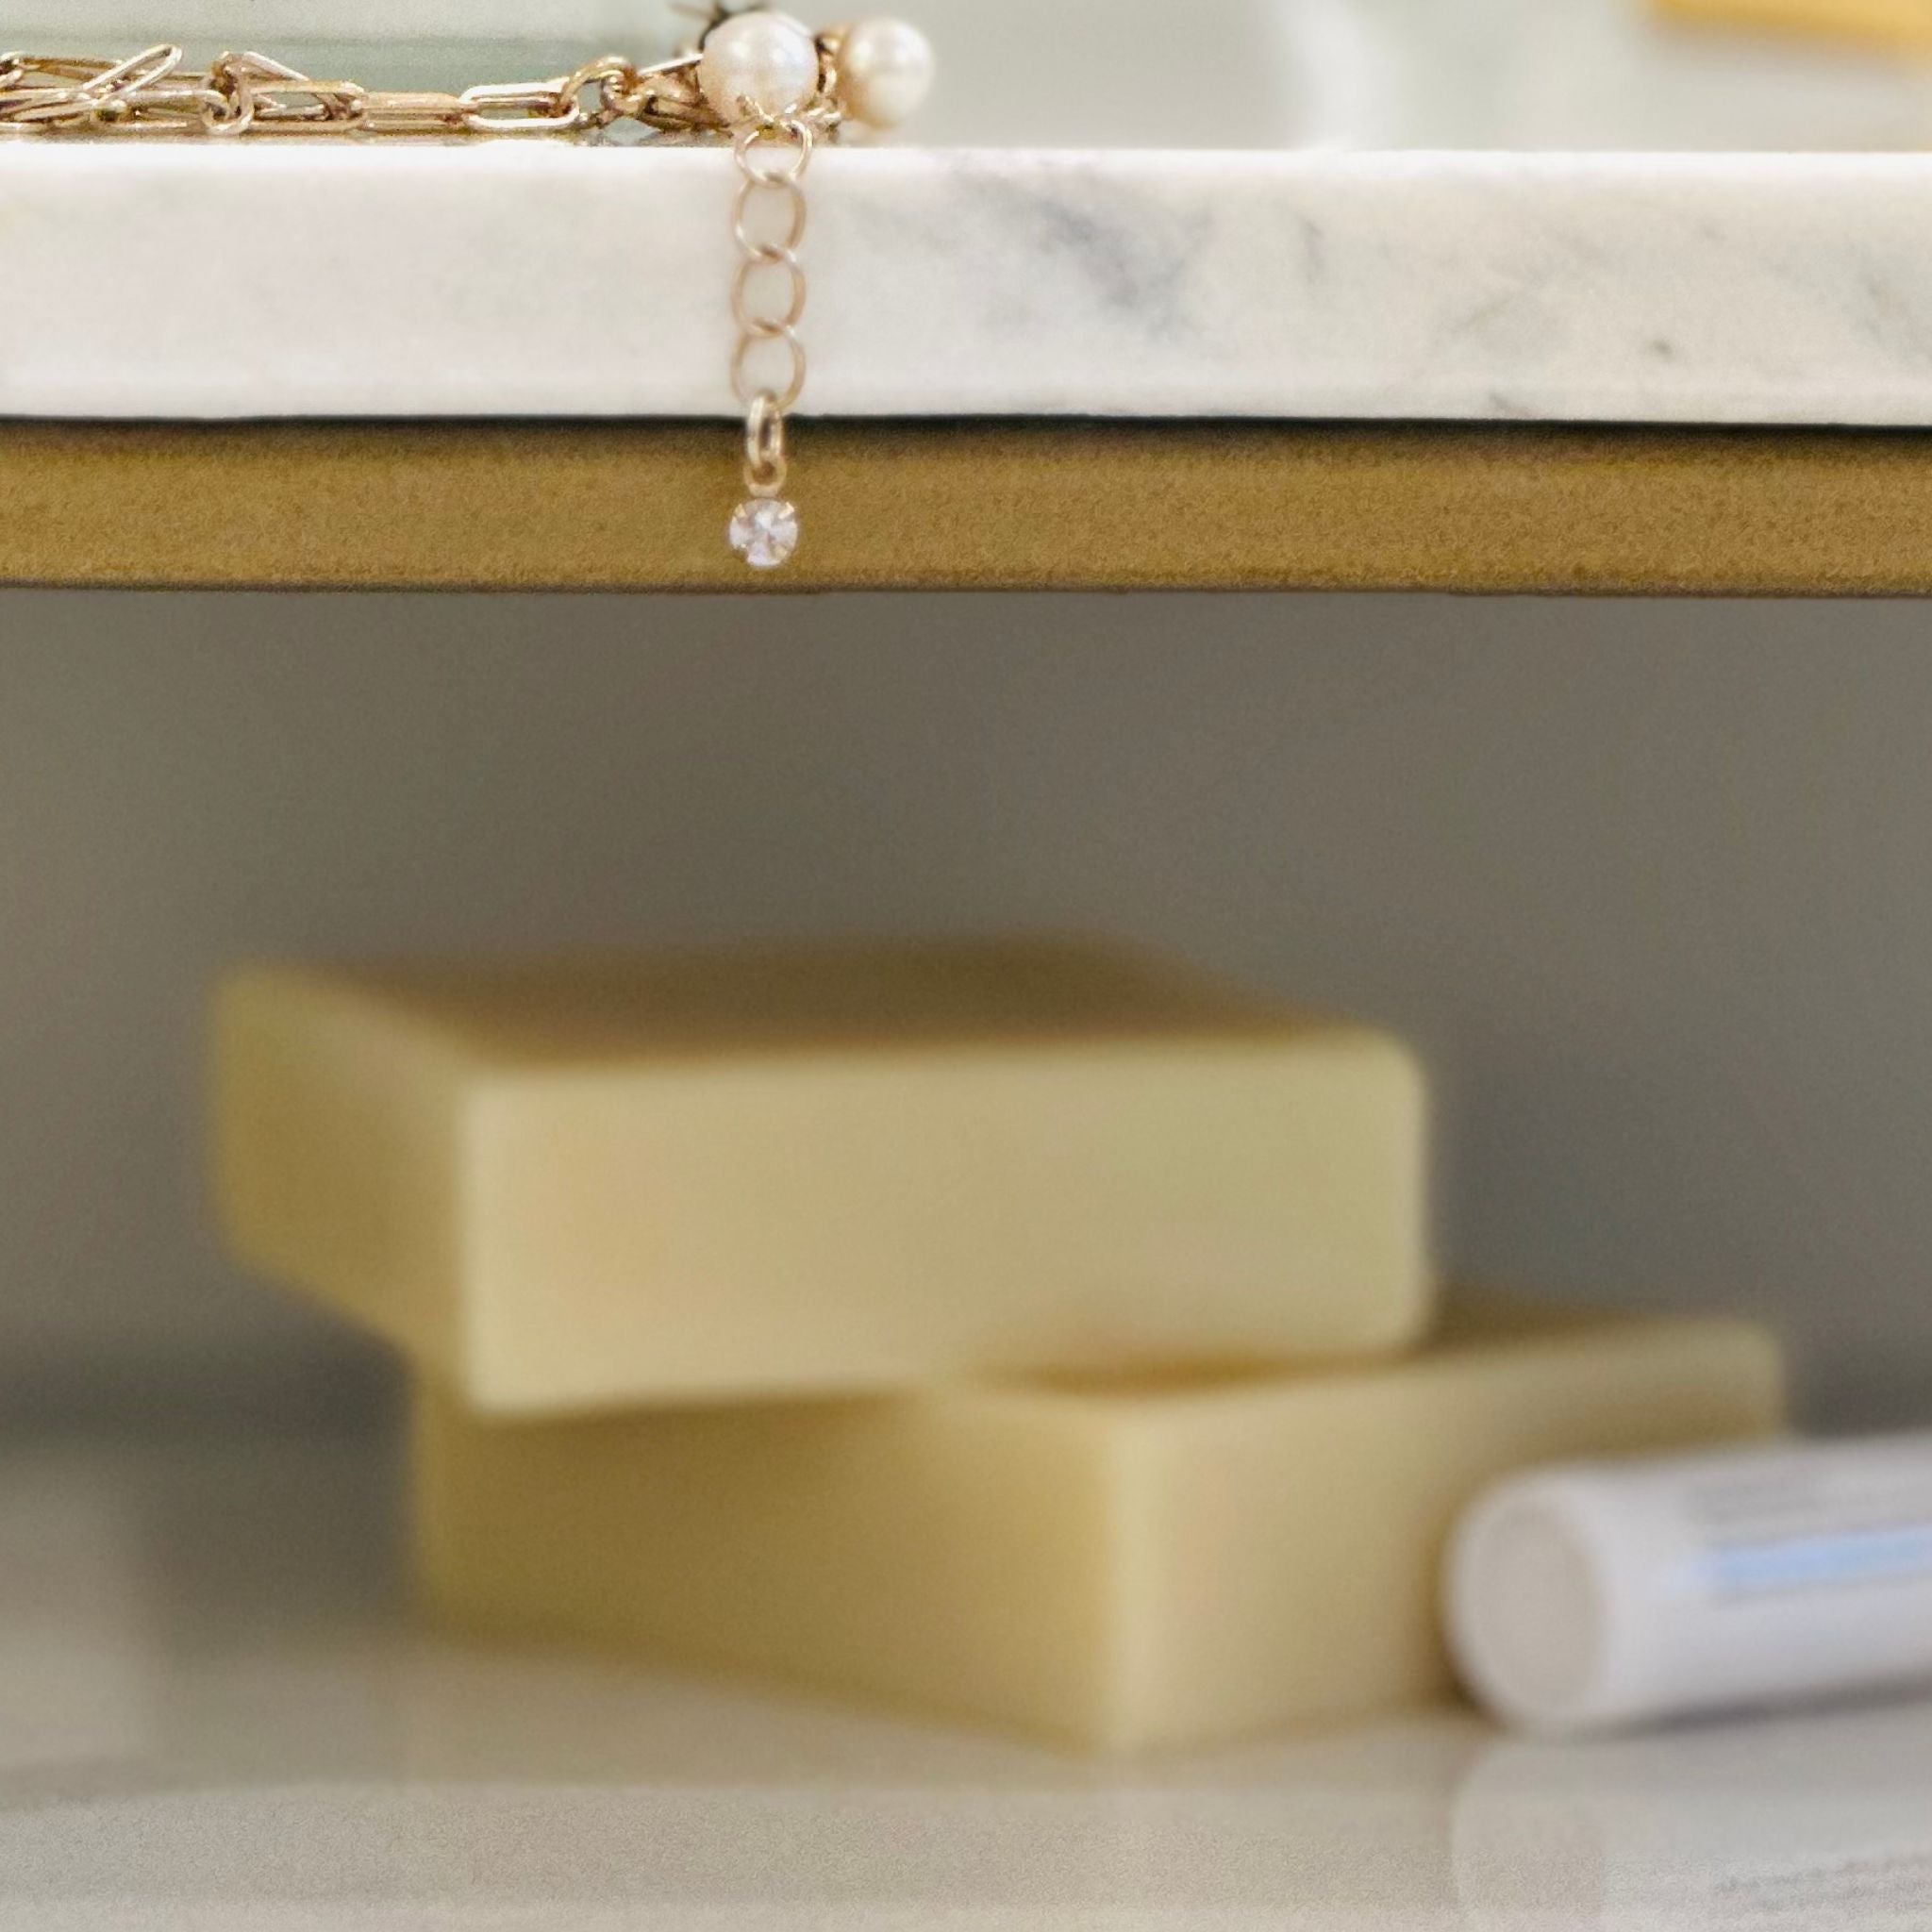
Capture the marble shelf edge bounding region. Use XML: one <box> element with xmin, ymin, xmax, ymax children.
<box><xmin>7</xmin><ymin>144</ymin><xmax>1932</xmax><ymax>426</ymax></box>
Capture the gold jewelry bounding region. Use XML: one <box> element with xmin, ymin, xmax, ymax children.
<box><xmin>0</xmin><ymin>9</ymin><xmax>936</xmax><ymax>572</ymax></box>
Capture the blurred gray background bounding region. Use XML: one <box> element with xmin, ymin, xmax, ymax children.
<box><xmin>2</xmin><ymin>590</ymin><xmax>1926</xmax><ymax>1432</ymax></box>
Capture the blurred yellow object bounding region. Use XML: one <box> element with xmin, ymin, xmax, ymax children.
<box><xmin>217</xmin><ymin>941</ymin><xmax>1429</xmax><ymax>1413</ymax></box>
<box><xmin>1657</xmin><ymin>0</ymin><xmax>1932</xmax><ymax>50</ymax></box>
<box><xmin>416</xmin><ymin>1298</ymin><xmax>1786</xmax><ymax>1751</ymax></box>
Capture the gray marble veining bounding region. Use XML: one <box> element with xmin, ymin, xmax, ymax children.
<box><xmin>9</xmin><ymin>0</ymin><xmax>1932</xmax><ymax>425</ymax></box>
<box><xmin>8</xmin><ymin>142</ymin><xmax>1932</xmax><ymax>424</ymax></box>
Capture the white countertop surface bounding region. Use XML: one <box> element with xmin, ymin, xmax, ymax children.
<box><xmin>3</xmin><ymin>1430</ymin><xmax>1931</xmax><ymax>1929</ymax></box>
<box><xmin>10</xmin><ymin>0</ymin><xmax>1932</xmax><ymax>426</ymax></box>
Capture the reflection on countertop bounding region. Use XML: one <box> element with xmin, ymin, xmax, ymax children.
<box><xmin>1457</xmin><ymin>1710</ymin><xmax>1932</xmax><ymax>1928</ymax></box>
<box><xmin>0</xmin><ymin>1435</ymin><xmax>1928</xmax><ymax>1928</ymax></box>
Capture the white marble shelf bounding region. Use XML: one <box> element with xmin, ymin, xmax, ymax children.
<box><xmin>4</xmin><ymin>1434</ymin><xmax>1932</xmax><ymax>1930</ymax></box>
<box><xmin>11</xmin><ymin>142</ymin><xmax>1932</xmax><ymax>427</ymax></box>
<box><xmin>14</xmin><ymin>0</ymin><xmax>1932</xmax><ymax>427</ymax></box>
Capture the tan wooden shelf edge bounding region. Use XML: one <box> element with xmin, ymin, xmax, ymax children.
<box><xmin>6</xmin><ymin>420</ymin><xmax>1932</xmax><ymax>594</ymax></box>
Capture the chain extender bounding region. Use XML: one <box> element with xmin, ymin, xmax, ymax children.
<box><xmin>1</xmin><ymin>14</ymin><xmax>937</xmax><ymax>571</ymax></box>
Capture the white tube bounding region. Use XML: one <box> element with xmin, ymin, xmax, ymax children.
<box><xmin>1444</xmin><ymin>1432</ymin><xmax>1932</xmax><ymax>1736</ymax></box>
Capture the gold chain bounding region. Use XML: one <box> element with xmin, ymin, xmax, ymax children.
<box><xmin>0</xmin><ymin>14</ymin><xmax>932</xmax><ymax>573</ymax></box>
<box><xmin>726</xmin><ymin>116</ymin><xmax>815</xmax><ymax>568</ymax></box>
<box><xmin>0</xmin><ymin>43</ymin><xmax>744</xmax><ymax>141</ymax></box>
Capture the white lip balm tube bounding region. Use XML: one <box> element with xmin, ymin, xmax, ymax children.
<box><xmin>1445</xmin><ymin>1431</ymin><xmax>1932</xmax><ymax>1736</ymax></box>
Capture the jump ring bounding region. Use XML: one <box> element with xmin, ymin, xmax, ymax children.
<box><xmin>568</xmin><ymin>54</ymin><xmax>635</xmax><ymax>128</ymax></box>
<box><xmin>732</xmin><ymin>329</ymin><xmax>808</xmax><ymax>411</ymax></box>
<box><xmin>733</xmin><ymin>119</ymin><xmax>813</xmax><ymax>188</ymax></box>
<box><xmin>743</xmin><ymin>391</ymin><xmax>788</xmax><ymax>493</ymax></box>
<box><xmin>734</xmin><ymin>253</ymin><xmax>808</xmax><ymax>335</ymax></box>
<box><xmin>733</xmin><ymin>176</ymin><xmax>808</xmax><ymax>254</ymax></box>
<box><xmin>197</xmin><ymin>72</ymin><xmax>252</xmax><ymax>133</ymax></box>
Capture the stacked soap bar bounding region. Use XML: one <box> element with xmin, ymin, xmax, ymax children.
<box><xmin>214</xmin><ymin>938</ymin><xmax>1786</xmax><ymax>1749</ymax></box>
<box><xmin>418</xmin><ymin>1300</ymin><xmax>1783</xmax><ymax>1751</ymax></box>
<box><xmin>216</xmin><ymin>941</ymin><xmax>1431</xmax><ymax>1409</ymax></box>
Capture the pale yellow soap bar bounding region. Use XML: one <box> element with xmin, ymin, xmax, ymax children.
<box><xmin>215</xmin><ymin>941</ymin><xmax>1428</xmax><ymax>1413</ymax></box>
<box><xmin>415</xmin><ymin>1299</ymin><xmax>1785</xmax><ymax>1752</ymax></box>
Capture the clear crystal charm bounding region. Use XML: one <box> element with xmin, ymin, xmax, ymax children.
<box><xmin>729</xmin><ymin>497</ymin><xmax>801</xmax><ymax>571</ymax></box>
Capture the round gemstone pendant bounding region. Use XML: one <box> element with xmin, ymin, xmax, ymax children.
<box><xmin>729</xmin><ymin>497</ymin><xmax>801</xmax><ymax>571</ymax></box>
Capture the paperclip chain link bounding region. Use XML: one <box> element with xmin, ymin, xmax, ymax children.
<box><xmin>0</xmin><ymin>42</ymin><xmax>720</xmax><ymax>140</ymax></box>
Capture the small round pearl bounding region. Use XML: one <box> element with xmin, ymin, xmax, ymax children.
<box><xmin>698</xmin><ymin>11</ymin><xmax>822</xmax><ymax>125</ymax></box>
<box><xmin>835</xmin><ymin>17</ymin><xmax>936</xmax><ymax>129</ymax></box>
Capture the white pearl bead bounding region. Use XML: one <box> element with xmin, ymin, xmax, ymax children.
<box><xmin>835</xmin><ymin>17</ymin><xmax>935</xmax><ymax>129</ymax></box>
<box><xmin>698</xmin><ymin>11</ymin><xmax>822</xmax><ymax>125</ymax></box>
